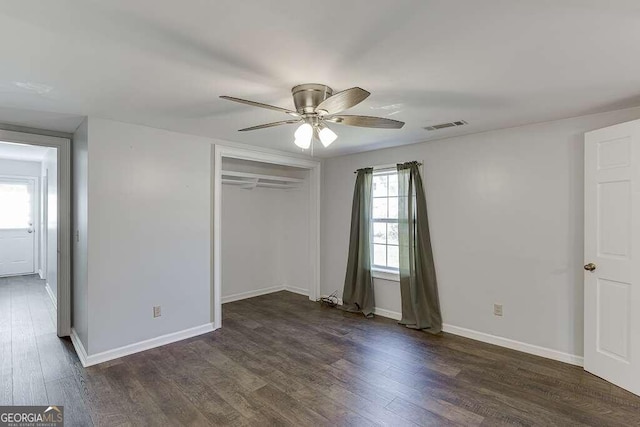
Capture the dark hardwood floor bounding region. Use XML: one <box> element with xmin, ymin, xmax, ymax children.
<box><xmin>2</xmin><ymin>276</ymin><xmax>640</xmax><ymax>426</ymax></box>
<box><xmin>0</xmin><ymin>274</ymin><xmax>93</xmax><ymax>425</ymax></box>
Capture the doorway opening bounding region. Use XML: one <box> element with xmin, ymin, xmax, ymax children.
<box><xmin>0</xmin><ymin>130</ymin><xmax>71</xmax><ymax>337</ymax></box>
<box><xmin>0</xmin><ymin>141</ymin><xmax>58</xmax><ymax>335</ymax></box>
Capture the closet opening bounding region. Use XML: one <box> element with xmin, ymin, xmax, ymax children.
<box><xmin>213</xmin><ymin>146</ymin><xmax>320</xmax><ymax>329</ymax></box>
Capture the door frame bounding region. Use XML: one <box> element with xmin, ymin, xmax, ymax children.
<box><xmin>212</xmin><ymin>144</ymin><xmax>321</xmax><ymax>330</ymax></box>
<box><xmin>0</xmin><ymin>129</ymin><xmax>71</xmax><ymax>337</ymax></box>
<box><xmin>0</xmin><ymin>175</ymin><xmax>39</xmax><ymax>277</ymax></box>
<box><xmin>41</xmin><ymin>173</ymin><xmax>47</xmax><ymax>280</ymax></box>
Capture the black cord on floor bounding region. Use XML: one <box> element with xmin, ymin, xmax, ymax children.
<box><xmin>319</xmin><ymin>291</ymin><xmax>339</xmax><ymax>307</ymax></box>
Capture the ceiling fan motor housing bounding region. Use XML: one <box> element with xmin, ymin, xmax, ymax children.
<box><xmin>292</xmin><ymin>84</ymin><xmax>333</xmax><ymax>114</ymax></box>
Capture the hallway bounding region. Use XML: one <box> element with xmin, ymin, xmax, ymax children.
<box><xmin>0</xmin><ymin>274</ymin><xmax>91</xmax><ymax>424</ymax></box>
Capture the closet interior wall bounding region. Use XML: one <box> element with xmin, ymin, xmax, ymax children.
<box><xmin>221</xmin><ymin>158</ymin><xmax>310</xmax><ymax>303</ymax></box>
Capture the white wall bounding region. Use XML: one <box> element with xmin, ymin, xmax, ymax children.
<box><xmin>222</xmin><ymin>185</ymin><xmax>283</xmax><ymax>299</ymax></box>
<box><xmin>280</xmin><ymin>178</ymin><xmax>310</xmax><ymax>293</ymax></box>
<box><xmin>42</xmin><ymin>150</ymin><xmax>57</xmax><ymax>299</ymax></box>
<box><xmin>85</xmin><ymin>118</ymin><xmax>212</xmax><ymax>355</ymax></box>
<box><xmin>72</xmin><ymin>118</ymin><xmax>89</xmax><ymax>349</ymax></box>
<box><xmin>321</xmin><ymin>106</ymin><xmax>640</xmax><ymax>359</ymax></box>
<box><xmin>221</xmin><ymin>159</ymin><xmax>310</xmax><ymax>300</ymax></box>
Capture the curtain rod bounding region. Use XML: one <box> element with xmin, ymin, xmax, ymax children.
<box><xmin>354</xmin><ymin>162</ymin><xmax>423</xmax><ymax>173</ymax></box>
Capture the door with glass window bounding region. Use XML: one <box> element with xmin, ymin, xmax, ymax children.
<box><xmin>0</xmin><ymin>177</ymin><xmax>35</xmax><ymax>276</ymax></box>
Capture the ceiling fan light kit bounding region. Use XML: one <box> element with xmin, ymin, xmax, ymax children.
<box><xmin>318</xmin><ymin>123</ymin><xmax>337</xmax><ymax>147</ymax></box>
<box><xmin>294</xmin><ymin>122</ymin><xmax>313</xmax><ymax>149</ymax></box>
<box><xmin>220</xmin><ymin>83</ymin><xmax>405</xmax><ymax>150</ymax></box>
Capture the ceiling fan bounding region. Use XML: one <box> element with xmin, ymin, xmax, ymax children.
<box><xmin>220</xmin><ymin>83</ymin><xmax>404</xmax><ymax>149</ymax></box>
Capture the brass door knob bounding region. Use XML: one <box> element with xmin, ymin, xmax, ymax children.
<box><xmin>584</xmin><ymin>263</ymin><xmax>596</xmax><ymax>272</ymax></box>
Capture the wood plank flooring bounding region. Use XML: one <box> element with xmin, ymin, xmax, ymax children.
<box><xmin>0</xmin><ymin>274</ymin><xmax>93</xmax><ymax>425</ymax></box>
<box><xmin>2</xmin><ymin>276</ymin><xmax>640</xmax><ymax>426</ymax></box>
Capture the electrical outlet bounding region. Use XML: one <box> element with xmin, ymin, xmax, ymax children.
<box><xmin>153</xmin><ymin>306</ymin><xmax>161</xmax><ymax>318</ymax></box>
<box><xmin>494</xmin><ymin>304</ymin><xmax>503</xmax><ymax>317</ymax></box>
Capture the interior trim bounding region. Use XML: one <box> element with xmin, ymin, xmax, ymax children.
<box><xmin>222</xmin><ymin>285</ymin><xmax>310</xmax><ymax>304</ymax></box>
<box><xmin>0</xmin><ymin>129</ymin><xmax>71</xmax><ymax>337</ymax></box>
<box><xmin>372</xmin><ymin>269</ymin><xmax>400</xmax><ymax>282</ymax></box>
<box><xmin>321</xmin><ymin>294</ymin><xmax>584</xmax><ymax>367</ymax></box>
<box><xmin>45</xmin><ymin>282</ymin><xmax>57</xmax><ymax>309</ymax></box>
<box><xmin>70</xmin><ymin>328</ymin><xmax>89</xmax><ymax>367</ymax></box>
<box><xmin>442</xmin><ymin>324</ymin><xmax>584</xmax><ymax>367</ymax></box>
<box><xmin>284</xmin><ymin>285</ymin><xmax>309</xmax><ymax>296</ymax></box>
<box><xmin>71</xmin><ymin>323</ymin><xmax>216</xmax><ymax>367</ymax></box>
<box><xmin>373</xmin><ymin>307</ymin><xmax>402</xmax><ymax>320</ymax></box>
<box><xmin>222</xmin><ymin>285</ymin><xmax>285</xmax><ymax>304</ymax></box>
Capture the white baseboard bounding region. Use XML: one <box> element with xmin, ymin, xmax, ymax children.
<box><xmin>38</xmin><ymin>269</ymin><xmax>44</xmax><ymax>280</ymax></box>
<box><xmin>222</xmin><ymin>285</ymin><xmax>309</xmax><ymax>304</ymax></box>
<box><xmin>70</xmin><ymin>328</ymin><xmax>89</xmax><ymax>367</ymax></box>
<box><xmin>284</xmin><ymin>285</ymin><xmax>309</xmax><ymax>296</ymax></box>
<box><xmin>222</xmin><ymin>285</ymin><xmax>285</xmax><ymax>304</ymax></box>
<box><xmin>71</xmin><ymin>323</ymin><xmax>215</xmax><ymax>367</ymax></box>
<box><xmin>45</xmin><ymin>282</ymin><xmax>57</xmax><ymax>309</ymax></box>
<box><xmin>373</xmin><ymin>307</ymin><xmax>401</xmax><ymax>320</ymax></box>
<box><xmin>442</xmin><ymin>324</ymin><xmax>584</xmax><ymax>367</ymax></box>
<box><xmin>320</xmin><ymin>295</ymin><xmax>401</xmax><ymax>320</ymax></box>
<box><xmin>321</xmin><ymin>295</ymin><xmax>583</xmax><ymax>367</ymax></box>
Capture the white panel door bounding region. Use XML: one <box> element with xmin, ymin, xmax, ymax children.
<box><xmin>0</xmin><ymin>178</ymin><xmax>35</xmax><ymax>276</ymax></box>
<box><xmin>584</xmin><ymin>120</ymin><xmax>640</xmax><ymax>396</ymax></box>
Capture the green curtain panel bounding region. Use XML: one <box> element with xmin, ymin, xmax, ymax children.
<box><xmin>342</xmin><ymin>167</ymin><xmax>375</xmax><ymax>317</ymax></box>
<box><xmin>397</xmin><ymin>161</ymin><xmax>442</xmax><ymax>333</ymax></box>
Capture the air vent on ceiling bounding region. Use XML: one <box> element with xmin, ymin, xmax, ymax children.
<box><xmin>424</xmin><ymin>120</ymin><xmax>467</xmax><ymax>131</ymax></box>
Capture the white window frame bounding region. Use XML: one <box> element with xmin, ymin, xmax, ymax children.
<box><xmin>369</xmin><ymin>162</ymin><xmax>423</xmax><ymax>282</ymax></box>
<box><xmin>371</xmin><ymin>166</ymin><xmax>400</xmax><ymax>282</ymax></box>
<box><xmin>0</xmin><ymin>176</ymin><xmax>37</xmax><ymax>230</ymax></box>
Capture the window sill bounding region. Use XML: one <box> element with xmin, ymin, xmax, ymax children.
<box><xmin>372</xmin><ymin>269</ymin><xmax>400</xmax><ymax>282</ymax></box>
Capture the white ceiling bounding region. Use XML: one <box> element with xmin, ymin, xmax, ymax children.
<box><xmin>0</xmin><ymin>1</ymin><xmax>640</xmax><ymax>157</ymax></box>
<box><xmin>0</xmin><ymin>141</ymin><xmax>50</xmax><ymax>162</ymax></box>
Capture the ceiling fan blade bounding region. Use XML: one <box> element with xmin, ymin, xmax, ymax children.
<box><xmin>238</xmin><ymin>120</ymin><xmax>301</xmax><ymax>132</ymax></box>
<box><xmin>325</xmin><ymin>115</ymin><xmax>405</xmax><ymax>129</ymax></box>
<box><xmin>220</xmin><ymin>96</ymin><xmax>299</xmax><ymax>117</ymax></box>
<box><xmin>315</xmin><ymin>87</ymin><xmax>370</xmax><ymax>116</ymax></box>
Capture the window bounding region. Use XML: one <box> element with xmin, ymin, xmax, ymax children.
<box><xmin>371</xmin><ymin>169</ymin><xmax>399</xmax><ymax>272</ymax></box>
<box><xmin>0</xmin><ymin>179</ymin><xmax>32</xmax><ymax>229</ymax></box>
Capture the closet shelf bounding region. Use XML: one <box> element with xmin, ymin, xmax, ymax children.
<box><xmin>221</xmin><ymin>170</ymin><xmax>303</xmax><ymax>190</ymax></box>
